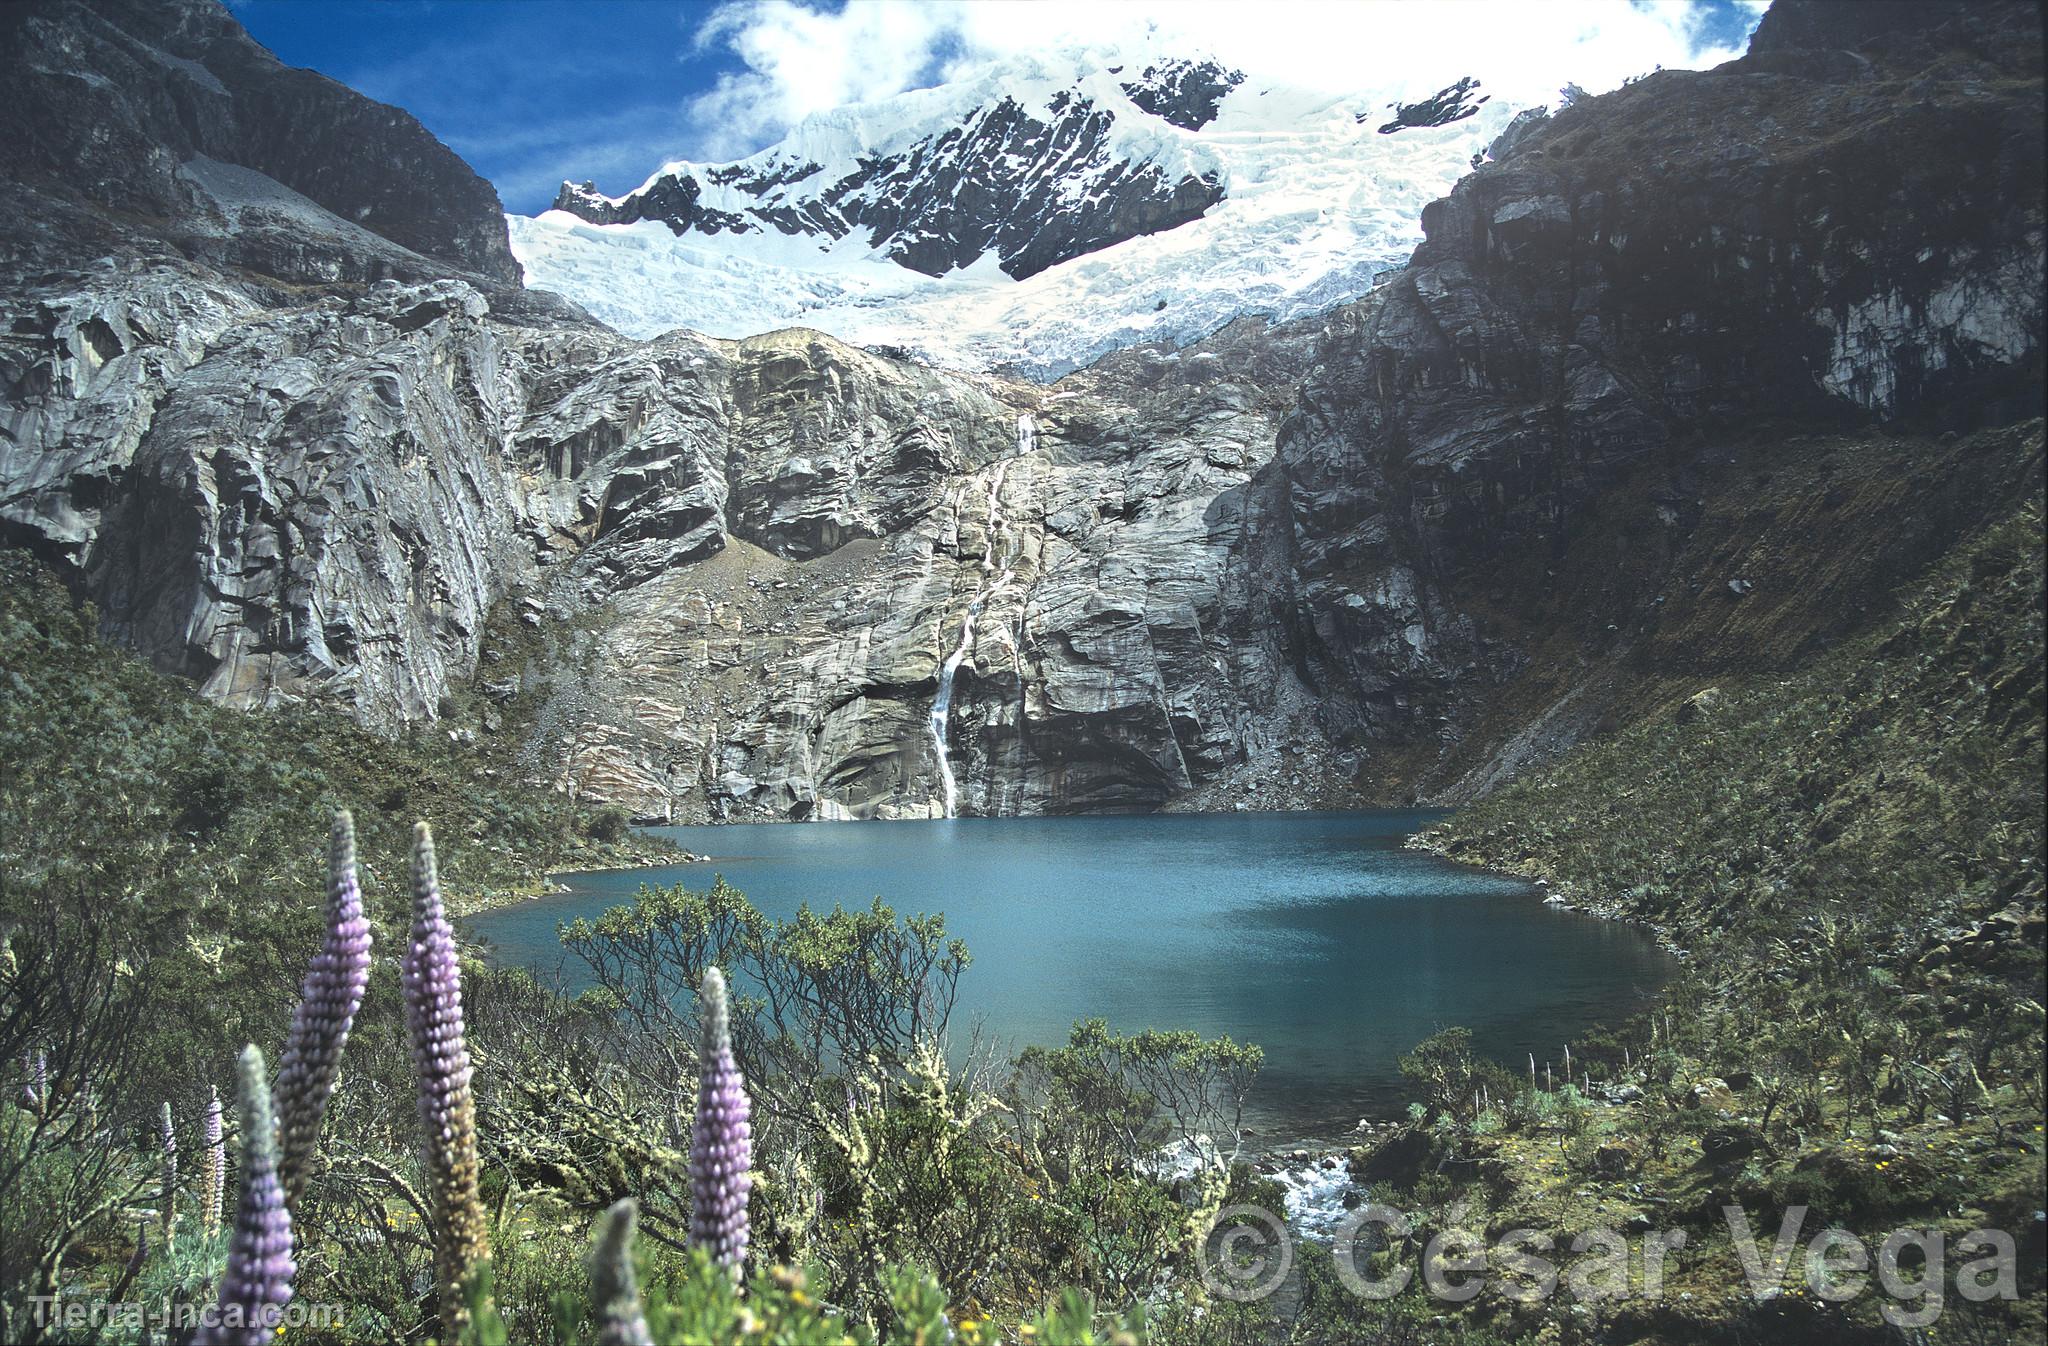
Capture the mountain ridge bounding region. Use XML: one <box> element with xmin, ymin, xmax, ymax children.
<box><xmin>551</xmin><ymin>56</ymin><xmax>1240</xmax><ymax>282</ymax></box>
<box><xmin>0</xmin><ymin>0</ymin><xmax>522</xmax><ymax>288</ymax></box>
<box><xmin>510</xmin><ymin>52</ymin><xmax>1517</xmax><ymax>376</ymax></box>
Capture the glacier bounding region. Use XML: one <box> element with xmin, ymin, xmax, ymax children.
<box><xmin>509</xmin><ymin>54</ymin><xmax>1522</xmax><ymax>379</ymax></box>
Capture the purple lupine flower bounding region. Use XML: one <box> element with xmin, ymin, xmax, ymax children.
<box><xmin>160</xmin><ymin>1101</ymin><xmax>178</xmax><ymax>1236</ymax></box>
<box><xmin>588</xmin><ymin>1199</ymin><xmax>656</xmax><ymax>1346</ymax></box>
<box><xmin>688</xmin><ymin>967</ymin><xmax>752</xmax><ymax>1273</ymax></box>
<box><xmin>401</xmin><ymin>822</ymin><xmax>490</xmax><ymax>1336</ymax></box>
<box><xmin>274</xmin><ymin>809</ymin><xmax>374</xmax><ymax>1210</ymax></box>
<box><xmin>196</xmin><ymin>1046</ymin><xmax>294</xmax><ymax>1346</ymax></box>
<box><xmin>203</xmin><ymin>1085</ymin><xmax>226</xmax><ymax>1237</ymax></box>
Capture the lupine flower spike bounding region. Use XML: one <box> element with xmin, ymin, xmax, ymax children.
<box><xmin>197</xmin><ymin>1046</ymin><xmax>294</xmax><ymax>1346</ymax></box>
<box><xmin>401</xmin><ymin>822</ymin><xmax>491</xmax><ymax>1336</ymax></box>
<box><xmin>202</xmin><ymin>1085</ymin><xmax>226</xmax><ymax>1238</ymax></box>
<box><xmin>160</xmin><ymin>1101</ymin><xmax>178</xmax><ymax>1236</ymax></box>
<box><xmin>274</xmin><ymin>809</ymin><xmax>374</xmax><ymax>1210</ymax></box>
<box><xmin>689</xmin><ymin>967</ymin><xmax>752</xmax><ymax>1274</ymax></box>
<box><xmin>588</xmin><ymin>1199</ymin><xmax>656</xmax><ymax>1346</ymax></box>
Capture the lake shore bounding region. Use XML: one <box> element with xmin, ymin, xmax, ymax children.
<box><xmin>475</xmin><ymin>809</ymin><xmax>1674</xmax><ymax>1143</ymax></box>
<box><xmin>476</xmin><ymin>809</ymin><xmax>1685</xmax><ymax>1163</ymax></box>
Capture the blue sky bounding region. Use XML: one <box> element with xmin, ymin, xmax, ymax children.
<box><xmin>236</xmin><ymin>1</ymin><xmax>743</xmax><ymax>214</ymax></box>
<box><xmin>236</xmin><ymin>0</ymin><xmax>1769</xmax><ymax>217</ymax></box>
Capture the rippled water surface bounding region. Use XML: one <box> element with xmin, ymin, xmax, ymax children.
<box><xmin>470</xmin><ymin>811</ymin><xmax>1670</xmax><ymax>1135</ymax></box>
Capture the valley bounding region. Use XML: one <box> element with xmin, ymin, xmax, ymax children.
<box><xmin>0</xmin><ymin>0</ymin><xmax>2040</xmax><ymax>1341</ymax></box>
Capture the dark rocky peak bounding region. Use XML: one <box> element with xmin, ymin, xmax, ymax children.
<box><xmin>1268</xmin><ymin>0</ymin><xmax>2042</xmax><ymax>679</ymax></box>
<box><xmin>1747</xmin><ymin>0</ymin><xmax>1976</xmax><ymax>57</ymax></box>
<box><xmin>1741</xmin><ymin>0</ymin><xmax>2041</xmax><ymax>81</ymax></box>
<box><xmin>0</xmin><ymin>0</ymin><xmax>520</xmax><ymax>287</ymax></box>
<box><xmin>554</xmin><ymin>175</ymin><xmax>754</xmax><ymax>237</ymax></box>
<box><xmin>1120</xmin><ymin>59</ymin><xmax>1246</xmax><ymax>130</ymax></box>
<box><xmin>833</xmin><ymin>92</ymin><xmax>1221</xmax><ymax>279</ymax></box>
<box><xmin>1373</xmin><ymin>76</ymin><xmax>1490</xmax><ymax>134</ymax></box>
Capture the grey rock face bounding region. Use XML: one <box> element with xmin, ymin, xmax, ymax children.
<box><xmin>4</xmin><ymin>269</ymin><xmax>530</xmax><ymax>722</ymax></box>
<box><xmin>502</xmin><ymin>321</ymin><xmax>1327</xmax><ymax>821</ymax></box>
<box><xmin>0</xmin><ymin>239</ymin><xmax>1334</xmax><ymax>818</ymax></box>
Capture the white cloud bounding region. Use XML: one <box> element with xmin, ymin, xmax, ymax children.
<box><xmin>686</xmin><ymin>1</ymin><xmax>959</xmax><ymax>158</ymax></box>
<box><xmin>682</xmin><ymin>0</ymin><xmax>1761</xmax><ymax>161</ymax></box>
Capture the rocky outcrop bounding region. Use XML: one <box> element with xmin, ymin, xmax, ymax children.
<box><xmin>1374</xmin><ymin>77</ymin><xmax>1490</xmax><ymax>135</ymax></box>
<box><xmin>0</xmin><ymin>0</ymin><xmax>520</xmax><ymax>287</ymax></box>
<box><xmin>1120</xmin><ymin>60</ymin><xmax>1245</xmax><ymax>131</ymax></box>
<box><xmin>552</xmin><ymin>61</ymin><xmax>1228</xmax><ymax>281</ymax></box>
<box><xmin>493</xmin><ymin>319</ymin><xmax>1327</xmax><ymax>820</ymax></box>
<box><xmin>1241</xmin><ymin>0</ymin><xmax>2044</xmax><ymax>783</ymax></box>
<box><xmin>3</xmin><ymin>270</ymin><xmax>529</xmax><ymax>720</ymax></box>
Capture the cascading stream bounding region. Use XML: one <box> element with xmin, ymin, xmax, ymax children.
<box><xmin>928</xmin><ymin>415</ymin><xmax>1036</xmax><ymax>818</ymax></box>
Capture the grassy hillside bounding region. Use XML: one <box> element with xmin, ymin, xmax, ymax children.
<box><xmin>0</xmin><ymin>548</ymin><xmax>671</xmax><ymax>1091</ymax></box>
<box><xmin>1383</xmin><ymin>435</ymin><xmax>2046</xmax><ymax>1342</ymax></box>
<box><xmin>0</xmin><ymin>550</ymin><xmax>668</xmax><ymax>911</ymax></box>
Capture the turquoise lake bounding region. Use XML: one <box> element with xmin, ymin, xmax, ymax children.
<box><xmin>468</xmin><ymin>810</ymin><xmax>1671</xmax><ymax>1138</ymax></box>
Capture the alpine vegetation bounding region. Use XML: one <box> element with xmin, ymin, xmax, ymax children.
<box><xmin>274</xmin><ymin>810</ymin><xmax>373</xmax><ymax>1209</ymax></box>
<box><xmin>688</xmin><ymin>966</ymin><xmax>752</xmax><ymax>1274</ymax></box>
<box><xmin>196</xmin><ymin>1046</ymin><xmax>294</xmax><ymax>1346</ymax></box>
<box><xmin>401</xmin><ymin>821</ymin><xmax>492</xmax><ymax>1336</ymax></box>
<box><xmin>0</xmin><ymin>771</ymin><xmax>1272</xmax><ymax>1343</ymax></box>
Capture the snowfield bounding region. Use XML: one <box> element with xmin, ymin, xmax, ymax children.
<box><xmin>509</xmin><ymin>54</ymin><xmax>1521</xmax><ymax>378</ymax></box>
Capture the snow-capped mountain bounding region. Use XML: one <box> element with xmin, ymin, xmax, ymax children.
<box><xmin>552</xmin><ymin>58</ymin><xmax>1245</xmax><ymax>280</ymax></box>
<box><xmin>511</xmin><ymin>54</ymin><xmax>1522</xmax><ymax>376</ymax></box>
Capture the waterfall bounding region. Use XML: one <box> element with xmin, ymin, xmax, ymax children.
<box><xmin>928</xmin><ymin>602</ymin><xmax>976</xmax><ymax>818</ymax></box>
<box><xmin>928</xmin><ymin>418</ymin><xmax>1036</xmax><ymax>818</ymax></box>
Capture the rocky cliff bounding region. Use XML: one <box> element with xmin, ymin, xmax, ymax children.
<box><xmin>0</xmin><ymin>0</ymin><xmax>2040</xmax><ymax>824</ymax></box>
<box><xmin>0</xmin><ymin>0</ymin><xmax>521</xmax><ymax>288</ymax></box>
<box><xmin>1235</xmin><ymin>0</ymin><xmax>2045</xmax><ymax>799</ymax></box>
<box><xmin>0</xmin><ymin>227</ymin><xmax>1333</xmax><ymax>816</ymax></box>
